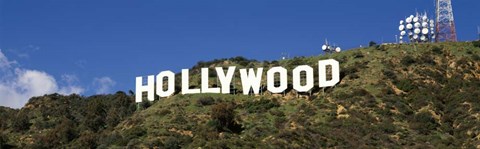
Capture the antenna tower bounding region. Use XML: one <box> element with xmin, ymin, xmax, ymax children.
<box><xmin>435</xmin><ymin>0</ymin><xmax>457</xmax><ymax>42</ymax></box>
<box><xmin>477</xmin><ymin>26</ymin><xmax>480</xmax><ymax>40</ymax></box>
<box><xmin>321</xmin><ymin>39</ymin><xmax>341</xmax><ymax>54</ymax></box>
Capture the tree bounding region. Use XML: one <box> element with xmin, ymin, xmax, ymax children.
<box><xmin>369</xmin><ymin>41</ymin><xmax>377</xmax><ymax>47</ymax></box>
<box><xmin>210</xmin><ymin>102</ymin><xmax>243</xmax><ymax>133</ymax></box>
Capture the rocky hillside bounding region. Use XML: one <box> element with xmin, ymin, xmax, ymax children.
<box><xmin>1</xmin><ymin>41</ymin><xmax>480</xmax><ymax>148</ymax></box>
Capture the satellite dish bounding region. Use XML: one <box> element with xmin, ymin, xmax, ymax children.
<box><xmin>422</xmin><ymin>28</ymin><xmax>429</xmax><ymax>34</ymax></box>
<box><xmin>410</xmin><ymin>15</ymin><xmax>414</xmax><ymax>19</ymax></box>
<box><xmin>414</xmin><ymin>28</ymin><xmax>421</xmax><ymax>34</ymax></box>
<box><xmin>335</xmin><ymin>47</ymin><xmax>341</xmax><ymax>52</ymax></box>
<box><xmin>322</xmin><ymin>45</ymin><xmax>327</xmax><ymax>50</ymax></box>
<box><xmin>413</xmin><ymin>17</ymin><xmax>419</xmax><ymax>23</ymax></box>
<box><xmin>406</xmin><ymin>24</ymin><xmax>413</xmax><ymax>29</ymax></box>
<box><xmin>420</xmin><ymin>35</ymin><xmax>426</xmax><ymax>41</ymax></box>
<box><xmin>422</xmin><ymin>16</ymin><xmax>428</xmax><ymax>21</ymax></box>
<box><xmin>406</xmin><ymin>17</ymin><xmax>412</xmax><ymax>23</ymax></box>
<box><xmin>400</xmin><ymin>31</ymin><xmax>406</xmax><ymax>36</ymax></box>
<box><xmin>328</xmin><ymin>46</ymin><xmax>332</xmax><ymax>50</ymax></box>
<box><xmin>422</xmin><ymin>22</ymin><xmax>428</xmax><ymax>28</ymax></box>
<box><xmin>399</xmin><ymin>25</ymin><xmax>405</xmax><ymax>31</ymax></box>
<box><xmin>400</xmin><ymin>20</ymin><xmax>404</xmax><ymax>24</ymax></box>
<box><xmin>430</xmin><ymin>23</ymin><xmax>435</xmax><ymax>28</ymax></box>
<box><xmin>408</xmin><ymin>32</ymin><xmax>413</xmax><ymax>36</ymax></box>
<box><xmin>414</xmin><ymin>22</ymin><xmax>421</xmax><ymax>28</ymax></box>
<box><xmin>413</xmin><ymin>34</ymin><xmax>419</xmax><ymax>39</ymax></box>
<box><xmin>429</xmin><ymin>20</ymin><xmax>434</xmax><ymax>24</ymax></box>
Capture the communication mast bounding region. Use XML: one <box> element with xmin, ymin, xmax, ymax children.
<box><xmin>435</xmin><ymin>0</ymin><xmax>457</xmax><ymax>42</ymax></box>
<box><xmin>322</xmin><ymin>39</ymin><xmax>341</xmax><ymax>54</ymax></box>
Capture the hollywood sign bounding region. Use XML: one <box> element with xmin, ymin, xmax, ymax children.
<box><xmin>135</xmin><ymin>59</ymin><xmax>339</xmax><ymax>103</ymax></box>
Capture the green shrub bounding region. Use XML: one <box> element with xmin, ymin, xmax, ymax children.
<box><xmin>472</xmin><ymin>40</ymin><xmax>480</xmax><ymax>48</ymax></box>
<box><xmin>395</xmin><ymin>79</ymin><xmax>415</xmax><ymax>92</ymax></box>
<box><xmin>431</xmin><ymin>46</ymin><xmax>443</xmax><ymax>54</ymax></box>
<box><xmin>382</xmin><ymin>69</ymin><xmax>397</xmax><ymax>80</ymax></box>
<box><xmin>242</xmin><ymin>98</ymin><xmax>280</xmax><ymax>113</ymax></box>
<box><xmin>12</xmin><ymin>111</ymin><xmax>30</xmax><ymax>132</ymax></box>
<box><xmin>401</xmin><ymin>55</ymin><xmax>416</xmax><ymax>66</ymax></box>
<box><xmin>353</xmin><ymin>51</ymin><xmax>364</xmax><ymax>58</ymax></box>
<box><xmin>418</xmin><ymin>53</ymin><xmax>436</xmax><ymax>65</ymax></box>
<box><xmin>124</xmin><ymin>127</ymin><xmax>146</xmax><ymax>141</ymax></box>
<box><xmin>164</xmin><ymin>137</ymin><xmax>181</xmax><ymax>149</ymax></box>
<box><xmin>410</xmin><ymin>112</ymin><xmax>439</xmax><ymax>135</ymax></box>
<box><xmin>196</xmin><ymin>97</ymin><xmax>215</xmax><ymax>106</ymax></box>
<box><xmin>210</xmin><ymin>102</ymin><xmax>243</xmax><ymax>133</ymax></box>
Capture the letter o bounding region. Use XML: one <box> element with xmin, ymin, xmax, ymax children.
<box><xmin>267</xmin><ymin>67</ymin><xmax>287</xmax><ymax>93</ymax></box>
<box><xmin>293</xmin><ymin>65</ymin><xmax>314</xmax><ymax>92</ymax></box>
<box><xmin>156</xmin><ymin>71</ymin><xmax>175</xmax><ymax>97</ymax></box>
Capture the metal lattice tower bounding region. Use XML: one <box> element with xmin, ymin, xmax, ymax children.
<box><xmin>435</xmin><ymin>0</ymin><xmax>457</xmax><ymax>42</ymax></box>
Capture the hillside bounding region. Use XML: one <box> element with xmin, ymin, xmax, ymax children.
<box><xmin>1</xmin><ymin>41</ymin><xmax>480</xmax><ymax>148</ymax></box>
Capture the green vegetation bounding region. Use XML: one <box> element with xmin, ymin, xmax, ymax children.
<box><xmin>0</xmin><ymin>42</ymin><xmax>479</xmax><ymax>148</ymax></box>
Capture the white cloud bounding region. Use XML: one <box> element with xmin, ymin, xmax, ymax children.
<box><xmin>59</xmin><ymin>74</ymin><xmax>84</xmax><ymax>95</ymax></box>
<box><xmin>93</xmin><ymin>77</ymin><xmax>116</xmax><ymax>94</ymax></box>
<box><xmin>58</xmin><ymin>86</ymin><xmax>85</xmax><ymax>95</ymax></box>
<box><xmin>0</xmin><ymin>50</ymin><xmax>84</xmax><ymax>109</ymax></box>
<box><xmin>0</xmin><ymin>49</ymin><xmax>17</xmax><ymax>69</ymax></box>
<box><xmin>6</xmin><ymin>45</ymin><xmax>40</xmax><ymax>59</ymax></box>
<box><xmin>15</xmin><ymin>69</ymin><xmax>59</xmax><ymax>96</ymax></box>
<box><xmin>61</xmin><ymin>74</ymin><xmax>80</xmax><ymax>85</ymax></box>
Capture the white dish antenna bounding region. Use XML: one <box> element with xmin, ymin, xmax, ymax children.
<box><xmin>413</xmin><ymin>17</ymin><xmax>419</xmax><ymax>23</ymax></box>
<box><xmin>413</xmin><ymin>34</ymin><xmax>419</xmax><ymax>39</ymax></box>
<box><xmin>400</xmin><ymin>20</ymin><xmax>404</xmax><ymax>24</ymax></box>
<box><xmin>399</xmin><ymin>25</ymin><xmax>405</xmax><ymax>31</ymax></box>
<box><xmin>414</xmin><ymin>28</ymin><xmax>421</xmax><ymax>34</ymax></box>
<box><xmin>422</xmin><ymin>16</ymin><xmax>428</xmax><ymax>21</ymax></box>
<box><xmin>335</xmin><ymin>47</ymin><xmax>341</xmax><ymax>52</ymax></box>
<box><xmin>420</xmin><ymin>35</ymin><xmax>426</xmax><ymax>41</ymax></box>
<box><xmin>422</xmin><ymin>22</ymin><xmax>428</xmax><ymax>28</ymax></box>
<box><xmin>406</xmin><ymin>24</ymin><xmax>413</xmax><ymax>29</ymax></box>
<box><xmin>414</xmin><ymin>22</ymin><xmax>421</xmax><ymax>28</ymax></box>
<box><xmin>406</xmin><ymin>17</ymin><xmax>412</xmax><ymax>23</ymax></box>
<box><xmin>322</xmin><ymin>45</ymin><xmax>327</xmax><ymax>51</ymax></box>
<box><xmin>422</xmin><ymin>28</ymin><xmax>429</xmax><ymax>35</ymax></box>
<box><xmin>400</xmin><ymin>31</ymin><xmax>406</xmax><ymax>36</ymax></box>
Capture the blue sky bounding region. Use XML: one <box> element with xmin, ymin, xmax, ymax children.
<box><xmin>0</xmin><ymin>0</ymin><xmax>479</xmax><ymax>108</ymax></box>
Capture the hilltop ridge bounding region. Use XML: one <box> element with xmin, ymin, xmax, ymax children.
<box><xmin>1</xmin><ymin>41</ymin><xmax>480</xmax><ymax>148</ymax></box>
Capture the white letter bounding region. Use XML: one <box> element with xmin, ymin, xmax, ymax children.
<box><xmin>156</xmin><ymin>71</ymin><xmax>175</xmax><ymax>97</ymax></box>
<box><xmin>267</xmin><ymin>67</ymin><xmax>287</xmax><ymax>93</ymax></box>
<box><xmin>239</xmin><ymin>68</ymin><xmax>263</xmax><ymax>95</ymax></box>
<box><xmin>182</xmin><ymin>69</ymin><xmax>201</xmax><ymax>94</ymax></box>
<box><xmin>201</xmin><ymin>68</ymin><xmax>221</xmax><ymax>93</ymax></box>
<box><xmin>216</xmin><ymin>66</ymin><xmax>236</xmax><ymax>94</ymax></box>
<box><xmin>318</xmin><ymin>59</ymin><xmax>340</xmax><ymax>87</ymax></box>
<box><xmin>293</xmin><ymin>65</ymin><xmax>314</xmax><ymax>92</ymax></box>
<box><xmin>136</xmin><ymin>75</ymin><xmax>154</xmax><ymax>103</ymax></box>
